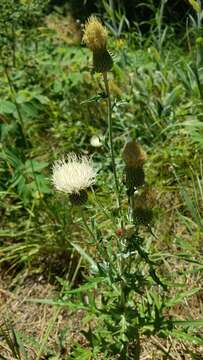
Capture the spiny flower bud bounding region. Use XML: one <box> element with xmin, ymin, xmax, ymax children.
<box><xmin>123</xmin><ymin>140</ymin><xmax>146</xmax><ymax>192</ymax></box>
<box><xmin>83</xmin><ymin>15</ymin><xmax>108</xmax><ymax>52</ymax></box>
<box><xmin>132</xmin><ymin>187</ymin><xmax>155</xmax><ymax>225</ymax></box>
<box><xmin>92</xmin><ymin>49</ymin><xmax>113</xmax><ymax>73</ymax></box>
<box><xmin>125</xmin><ymin>166</ymin><xmax>145</xmax><ymax>195</ymax></box>
<box><xmin>123</xmin><ymin>140</ymin><xmax>146</xmax><ymax>168</ymax></box>
<box><xmin>133</xmin><ymin>207</ymin><xmax>153</xmax><ymax>226</ymax></box>
<box><xmin>83</xmin><ymin>15</ymin><xmax>113</xmax><ymax>73</ymax></box>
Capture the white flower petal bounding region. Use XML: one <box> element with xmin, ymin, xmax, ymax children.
<box><xmin>52</xmin><ymin>153</ymin><xmax>96</xmax><ymax>194</ymax></box>
<box><xmin>90</xmin><ymin>135</ymin><xmax>102</xmax><ymax>147</ymax></box>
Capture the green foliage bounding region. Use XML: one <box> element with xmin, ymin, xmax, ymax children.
<box><xmin>0</xmin><ymin>149</ymin><xmax>51</xmax><ymax>204</ymax></box>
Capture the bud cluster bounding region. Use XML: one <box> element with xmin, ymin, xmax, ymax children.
<box><xmin>123</xmin><ymin>140</ymin><xmax>155</xmax><ymax>225</ymax></box>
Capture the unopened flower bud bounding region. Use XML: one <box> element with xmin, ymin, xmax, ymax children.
<box><xmin>123</xmin><ymin>140</ymin><xmax>146</xmax><ymax>168</ymax></box>
<box><xmin>133</xmin><ymin>207</ymin><xmax>153</xmax><ymax>225</ymax></box>
<box><xmin>83</xmin><ymin>15</ymin><xmax>113</xmax><ymax>73</ymax></box>
<box><xmin>93</xmin><ymin>49</ymin><xmax>113</xmax><ymax>73</ymax></box>
<box><xmin>123</xmin><ymin>140</ymin><xmax>146</xmax><ymax>192</ymax></box>
<box><xmin>132</xmin><ymin>187</ymin><xmax>155</xmax><ymax>225</ymax></box>
<box><xmin>125</xmin><ymin>166</ymin><xmax>145</xmax><ymax>195</ymax></box>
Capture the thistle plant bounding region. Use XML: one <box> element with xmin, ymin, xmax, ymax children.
<box><xmin>50</xmin><ymin>15</ymin><xmax>203</xmax><ymax>360</ymax></box>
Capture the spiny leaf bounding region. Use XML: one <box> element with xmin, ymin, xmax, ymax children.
<box><xmin>167</xmin><ymin>329</ymin><xmax>203</xmax><ymax>346</ymax></box>
<box><xmin>165</xmin><ymin>288</ymin><xmax>201</xmax><ymax>307</ymax></box>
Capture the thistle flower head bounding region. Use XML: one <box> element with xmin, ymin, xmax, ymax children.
<box><xmin>83</xmin><ymin>15</ymin><xmax>108</xmax><ymax>51</ymax></box>
<box><xmin>52</xmin><ymin>153</ymin><xmax>96</xmax><ymax>194</ymax></box>
<box><xmin>82</xmin><ymin>15</ymin><xmax>113</xmax><ymax>72</ymax></box>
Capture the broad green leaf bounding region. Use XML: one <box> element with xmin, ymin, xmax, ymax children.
<box><xmin>34</xmin><ymin>94</ymin><xmax>50</xmax><ymax>104</ymax></box>
<box><xmin>1</xmin><ymin>122</ymin><xmax>18</xmax><ymax>141</ymax></box>
<box><xmin>33</xmin><ymin>175</ymin><xmax>51</xmax><ymax>194</ymax></box>
<box><xmin>25</xmin><ymin>160</ymin><xmax>48</xmax><ymax>172</ymax></box>
<box><xmin>0</xmin><ymin>100</ymin><xmax>16</xmax><ymax>114</ymax></box>
<box><xmin>16</xmin><ymin>91</ymin><xmax>32</xmax><ymax>104</ymax></box>
<box><xmin>18</xmin><ymin>102</ymin><xmax>39</xmax><ymax>119</ymax></box>
<box><xmin>188</xmin><ymin>0</ymin><xmax>201</xmax><ymax>12</ymax></box>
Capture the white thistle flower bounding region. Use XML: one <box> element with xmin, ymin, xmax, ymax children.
<box><xmin>52</xmin><ymin>153</ymin><xmax>96</xmax><ymax>194</ymax></box>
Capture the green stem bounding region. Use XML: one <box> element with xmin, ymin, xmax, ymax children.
<box><xmin>102</xmin><ymin>72</ymin><xmax>121</xmax><ymax>212</ymax></box>
<box><xmin>70</xmin><ymin>255</ymin><xmax>82</xmax><ymax>286</ymax></box>
<box><xmin>80</xmin><ymin>207</ymin><xmax>97</xmax><ymax>243</ymax></box>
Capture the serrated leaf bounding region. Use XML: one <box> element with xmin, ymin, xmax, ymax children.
<box><xmin>70</xmin><ymin>345</ymin><xmax>92</xmax><ymax>360</ymax></box>
<box><xmin>165</xmin><ymin>288</ymin><xmax>201</xmax><ymax>307</ymax></box>
<box><xmin>27</xmin><ymin>298</ymin><xmax>87</xmax><ymax>310</ymax></box>
<box><xmin>80</xmin><ymin>93</ymin><xmax>107</xmax><ymax>105</ymax></box>
<box><xmin>62</xmin><ymin>277</ymin><xmax>103</xmax><ymax>295</ymax></box>
<box><xmin>167</xmin><ymin>329</ymin><xmax>203</xmax><ymax>346</ymax></box>
<box><xmin>173</xmin><ymin>319</ymin><xmax>203</xmax><ymax>328</ymax></box>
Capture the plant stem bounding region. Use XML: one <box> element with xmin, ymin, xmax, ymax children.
<box><xmin>134</xmin><ymin>331</ymin><xmax>141</xmax><ymax>360</ymax></box>
<box><xmin>80</xmin><ymin>207</ymin><xmax>97</xmax><ymax>243</ymax></box>
<box><xmin>102</xmin><ymin>71</ymin><xmax>121</xmax><ymax>212</ymax></box>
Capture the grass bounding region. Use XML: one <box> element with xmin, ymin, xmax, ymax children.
<box><xmin>0</xmin><ymin>2</ymin><xmax>203</xmax><ymax>359</ymax></box>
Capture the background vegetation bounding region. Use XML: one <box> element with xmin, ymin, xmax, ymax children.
<box><xmin>0</xmin><ymin>0</ymin><xmax>203</xmax><ymax>359</ymax></box>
